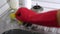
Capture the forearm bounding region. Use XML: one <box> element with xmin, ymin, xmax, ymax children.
<box><xmin>28</xmin><ymin>10</ymin><xmax>58</xmax><ymax>27</ymax></box>
<box><xmin>28</xmin><ymin>9</ymin><xmax>60</xmax><ymax>27</ymax></box>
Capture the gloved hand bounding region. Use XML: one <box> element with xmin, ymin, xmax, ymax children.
<box><xmin>15</xmin><ymin>7</ymin><xmax>59</xmax><ymax>27</ymax></box>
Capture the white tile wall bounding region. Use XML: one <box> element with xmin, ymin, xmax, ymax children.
<box><xmin>0</xmin><ymin>0</ymin><xmax>10</xmax><ymax>16</ymax></box>
<box><xmin>38</xmin><ymin>0</ymin><xmax>60</xmax><ymax>3</ymax></box>
<box><xmin>0</xmin><ymin>3</ymin><xmax>10</xmax><ymax>12</ymax></box>
<box><xmin>0</xmin><ymin>0</ymin><xmax>7</xmax><ymax>7</ymax></box>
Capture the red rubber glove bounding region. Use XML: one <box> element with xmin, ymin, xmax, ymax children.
<box><xmin>15</xmin><ymin>7</ymin><xmax>58</xmax><ymax>27</ymax></box>
<box><xmin>15</xmin><ymin>7</ymin><xmax>37</xmax><ymax>22</ymax></box>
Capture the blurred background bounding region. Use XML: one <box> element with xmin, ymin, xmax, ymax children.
<box><xmin>0</xmin><ymin>0</ymin><xmax>60</xmax><ymax>34</ymax></box>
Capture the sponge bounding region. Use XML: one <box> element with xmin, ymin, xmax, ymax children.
<box><xmin>10</xmin><ymin>13</ymin><xmax>15</xmax><ymax>20</ymax></box>
<box><xmin>10</xmin><ymin>13</ymin><xmax>22</xmax><ymax>25</ymax></box>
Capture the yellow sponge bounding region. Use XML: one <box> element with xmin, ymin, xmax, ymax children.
<box><xmin>9</xmin><ymin>13</ymin><xmax>23</xmax><ymax>25</ymax></box>
<box><xmin>10</xmin><ymin>13</ymin><xmax>15</xmax><ymax>20</ymax></box>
